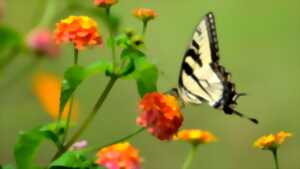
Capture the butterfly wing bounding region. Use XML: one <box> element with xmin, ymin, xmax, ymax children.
<box><xmin>178</xmin><ymin>12</ymin><xmax>224</xmax><ymax>107</ymax></box>
<box><xmin>177</xmin><ymin>12</ymin><xmax>258</xmax><ymax>124</ymax></box>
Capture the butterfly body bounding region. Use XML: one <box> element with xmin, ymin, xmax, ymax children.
<box><xmin>174</xmin><ymin>12</ymin><xmax>258</xmax><ymax>124</ymax></box>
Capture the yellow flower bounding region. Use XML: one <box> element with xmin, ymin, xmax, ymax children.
<box><xmin>175</xmin><ymin>129</ymin><xmax>217</xmax><ymax>145</ymax></box>
<box><xmin>254</xmin><ymin>131</ymin><xmax>292</xmax><ymax>150</ymax></box>
<box><xmin>133</xmin><ymin>8</ymin><xmax>157</xmax><ymax>22</ymax></box>
<box><xmin>54</xmin><ymin>16</ymin><xmax>103</xmax><ymax>50</ymax></box>
<box><xmin>32</xmin><ymin>72</ymin><xmax>78</xmax><ymax>121</ymax></box>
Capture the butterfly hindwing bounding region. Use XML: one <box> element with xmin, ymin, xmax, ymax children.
<box><xmin>176</xmin><ymin>12</ymin><xmax>258</xmax><ymax>124</ymax></box>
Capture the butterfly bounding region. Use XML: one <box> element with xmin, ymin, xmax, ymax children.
<box><xmin>171</xmin><ymin>12</ymin><xmax>258</xmax><ymax>124</ymax></box>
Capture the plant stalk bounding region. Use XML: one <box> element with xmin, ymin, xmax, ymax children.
<box><xmin>52</xmin><ymin>76</ymin><xmax>118</xmax><ymax>160</ymax></box>
<box><xmin>181</xmin><ymin>144</ymin><xmax>198</xmax><ymax>169</ymax></box>
<box><xmin>272</xmin><ymin>149</ymin><xmax>280</xmax><ymax>169</ymax></box>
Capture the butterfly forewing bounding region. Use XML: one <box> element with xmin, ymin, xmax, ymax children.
<box><xmin>178</xmin><ymin>12</ymin><xmax>223</xmax><ymax>106</ymax></box>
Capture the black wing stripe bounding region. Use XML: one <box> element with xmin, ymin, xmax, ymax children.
<box><xmin>181</xmin><ymin>62</ymin><xmax>213</xmax><ymax>100</ymax></box>
<box><xmin>205</xmin><ymin>13</ymin><xmax>219</xmax><ymax>62</ymax></box>
<box><xmin>180</xmin><ymin>84</ymin><xmax>206</xmax><ymax>102</ymax></box>
<box><xmin>192</xmin><ymin>40</ymin><xmax>200</xmax><ymax>50</ymax></box>
<box><xmin>184</xmin><ymin>49</ymin><xmax>202</xmax><ymax>67</ymax></box>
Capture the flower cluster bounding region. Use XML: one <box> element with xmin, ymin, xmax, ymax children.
<box><xmin>54</xmin><ymin>16</ymin><xmax>103</xmax><ymax>50</ymax></box>
<box><xmin>96</xmin><ymin>142</ymin><xmax>142</xmax><ymax>169</ymax></box>
<box><xmin>133</xmin><ymin>8</ymin><xmax>157</xmax><ymax>23</ymax></box>
<box><xmin>95</xmin><ymin>0</ymin><xmax>118</xmax><ymax>8</ymax></box>
<box><xmin>175</xmin><ymin>129</ymin><xmax>217</xmax><ymax>145</ymax></box>
<box><xmin>254</xmin><ymin>131</ymin><xmax>292</xmax><ymax>150</ymax></box>
<box><xmin>137</xmin><ymin>92</ymin><xmax>183</xmax><ymax>140</ymax></box>
<box><xmin>32</xmin><ymin>73</ymin><xmax>78</xmax><ymax>121</ymax></box>
<box><xmin>27</xmin><ymin>28</ymin><xmax>59</xmax><ymax>57</ymax></box>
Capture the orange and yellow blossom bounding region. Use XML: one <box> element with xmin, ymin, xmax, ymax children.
<box><xmin>254</xmin><ymin>131</ymin><xmax>292</xmax><ymax>150</ymax></box>
<box><xmin>96</xmin><ymin>142</ymin><xmax>142</xmax><ymax>169</ymax></box>
<box><xmin>175</xmin><ymin>129</ymin><xmax>217</xmax><ymax>145</ymax></box>
<box><xmin>133</xmin><ymin>8</ymin><xmax>157</xmax><ymax>22</ymax></box>
<box><xmin>54</xmin><ymin>16</ymin><xmax>103</xmax><ymax>50</ymax></box>
<box><xmin>32</xmin><ymin>73</ymin><xmax>78</xmax><ymax>121</ymax></box>
<box><xmin>94</xmin><ymin>0</ymin><xmax>118</xmax><ymax>7</ymax></box>
<box><xmin>137</xmin><ymin>92</ymin><xmax>183</xmax><ymax>140</ymax></box>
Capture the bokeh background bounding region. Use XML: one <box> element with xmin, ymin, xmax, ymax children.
<box><xmin>1</xmin><ymin>0</ymin><xmax>300</xmax><ymax>169</ymax></box>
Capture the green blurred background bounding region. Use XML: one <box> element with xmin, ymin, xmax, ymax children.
<box><xmin>1</xmin><ymin>0</ymin><xmax>300</xmax><ymax>169</ymax></box>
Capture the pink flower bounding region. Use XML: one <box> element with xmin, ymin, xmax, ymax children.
<box><xmin>70</xmin><ymin>140</ymin><xmax>88</xmax><ymax>150</ymax></box>
<box><xmin>96</xmin><ymin>142</ymin><xmax>142</xmax><ymax>169</ymax></box>
<box><xmin>27</xmin><ymin>28</ymin><xmax>59</xmax><ymax>57</ymax></box>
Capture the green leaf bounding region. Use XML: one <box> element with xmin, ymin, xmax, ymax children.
<box><xmin>50</xmin><ymin>151</ymin><xmax>105</xmax><ymax>169</ymax></box>
<box><xmin>134</xmin><ymin>58</ymin><xmax>159</xmax><ymax>97</ymax></box>
<box><xmin>50</xmin><ymin>151</ymin><xmax>85</xmax><ymax>169</ymax></box>
<box><xmin>14</xmin><ymin>123</ymin><xmax>64</xmax><ymax>169</ymax></box>
<box><xmin>85</xmin><ymin>59</ymin><xmax>112</xmax><ymax>78</ymax></box>
<box><xmin>59</xmin><ymin>66</ymin><xmax>85</xmax><ymax>113</ymax></box>
<box><xmin>59</xmin><ymin>60</ymin><xmax>112</xmax><ymax>113</ymax></box>
<box><xmin>0</xmin><ymin>26</ymin><xmax>23</xmax><ymax>51</ymax></box>
<box><xmin>0</xmin><ymin>164</ymin><xmax>15</xmax><ymax>169</ymax></box>
<box><xmin>120</xmin><ymin>48</ymin><xmax>159</xmax><ymax>96</ymax></box>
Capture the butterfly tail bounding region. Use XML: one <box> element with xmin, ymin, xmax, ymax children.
<box><xmin>223</xmin><ymin>106</ymin><xmax>258</xmax><ymax>124</ymax></box>
<box><xmin>233</xmin><ymin>110</ymin><xmax>259</xmax><ymax>124</ymax></box>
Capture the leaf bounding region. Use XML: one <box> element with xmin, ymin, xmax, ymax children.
<box><xmin>0</xmin><ymin>164</ymin><xmax>15</xmax><ymax>169</ymax></box>
<box><xmin>85</xmin><ymin>59</ymin><xmax>112</xmax><ymax>78</ymax></box>
<box><xmin>59</xmin><ymin>60</ymin><xmax>113</xmax><ymax>113</ymax></box>
<box><xmin>59</xmin><ymin>66</ymin><xmax>85</xmax><ymax>113</ymax></box>
<box><xmin>14</xmin><ymin>123</ymin><xmax>65</xmax><ymax>169</ymax></box>
<box><xmin>50</xmin><ymin>151</ymin><xmax>85</xmax><ymax>169</ymax></box>
<box><xmin>0</xmin><ymin>26</ymin><xmax>23</xmax><ymax>51</ymax></box>
<box><xmin>50</xmin><ymin>151</ymin><xmax>106</xmax><ymax>169</ymax></box>
<box><xmin>134</xmin><ymin>58</ymin><xmax>159</xmax><ymax>97</ymax></box>
<box><xmin>120</xmin><ymin>48</ymin><xmax>159</xmax><ymax>96</ymax></box>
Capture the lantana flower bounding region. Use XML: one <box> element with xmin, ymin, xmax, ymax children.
<box><xmin>96</xmin><ymin>142</ymin><xmax>142</xmax><ymax>169</ymax></box>
<box><xmin>27</xmin><ymin>28</ymin><xmax>59</xmax><ymax>57</ymax></box>
<box><xmin>137</xmin><ymin>92</ymin><xmax>183</xmax><ymax>140</ymax></box>
<box><xmin>32</xmin><ymin>72</ymin><xmax>78</xmax><ymax>121</ymax></box>
<box><xmin>54</xmin><ymin>16</ymin><xmax>103</xmax><ymax>50</ymax></box>
<box><xmin>95</xmin><ymin>0</ymin><xmax>118</xmax><ymax>8</ymax></box>
<box><xmin>70</xmin><ymin>140</ymin><xmax>88</xmax><ymax>151</ymax></box>
<box><xmin>133</xmin><ymin>8</ymin><xmax>157</xmax><ymax>23</ymax></box>
<box><xmin>254</xmin><ymin>131</ymin><xmax>292</xmax><ymax>150</ymax></box>
<box><xmin>175</xmin><ymin>129</ymin><xmax>217</xmax><ymax>146</ymax></box>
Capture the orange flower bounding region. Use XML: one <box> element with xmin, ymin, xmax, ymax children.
<box><xmin>133</xmin><ymin>8</ymin><xmax>157</xmax><ymax>22</ymax></box>
<box><xmin>27</xmin><ymin>28</ymin><xmax>60</xmax><ymax>57</ymax></box>
<box><xmin>95</xmin><ymin>0</ymin><xmax>118</xmax><ymax>7</ymax></box>
<box><xmin>96</xmin><ymin>142</ymin><xmax>142</xmax><ymax>169</ymax></box>
<box><xmin>137</xmin><ymin>92</ymin><xmax>183</xmax><ymax>140</ymax></box>
<box><xmin>54</xmin><ymin>16</ymin><xmax>103</xmax><ymax>50</ymax></box>
<box><xmin>32</xmin><ymin>72</ymin><xmax>78</xmax><ymax>121</ymax></box>
<box><xmin>254</xmin><ymin>131</ymin><xmax>292</xmax><ymax>150</ymax></box>
<box><xmin>175</xmin><ymin>129</ymin><xmax>217</xmax><ymax>145</ymax></box>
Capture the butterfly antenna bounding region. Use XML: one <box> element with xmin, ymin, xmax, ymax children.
<box><xmin>233</xmin><ymin>110</ymin><xmax>259</xmax><ymax>124</ymax></box>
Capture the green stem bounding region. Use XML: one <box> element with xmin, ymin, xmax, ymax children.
<box><xmin>105</xmin><ymin>7</ymin><xmax>117</xmax><ymax>71</ymax></box>
<box><xmin>56</xmin><ymin>48</ymin><xmax>78</xmax><ymax>127</ymax></box>
<box><xmin>181</xmin><ymin>144</ymin><xmax>198</xmax><ymax>169</ymax></box>
<box><xmin>61</xmin><ymin>96</ymin><xmax>74</xmax><ymax>144</ymax></box>
<box><xmin>37</xmin><ymin>0</ymin><xmax>57</xmax><ymax>27</ymax></box>
<box><xmin>61</xmin><ymin>48</ymin><xmax>78</xmax><ymax>143</ymax></box>
<box><xmin>74</xmin><ymin>48</ymin><xmax>79</xmax><ymax>65</ymax></box>
<box><xmin>272</xmin><ymin>149</ymin><xmax>280</xmax><ymax>169</ymax></box>
<box><xmin>0</xmin><ymin>57</ymin><xmax>41</xmax><ymax>90</ymax></box>
<box><xmin>0</xmin><ymin>48</ymin><xmax>19</xmax><ymax>73</ymax></box>
<box><xmin>98</xmin><ymin>127</ymin><xmax>145</xmax><ymax>150</ymax></box>
<box><xmin>142</xmin><ymin>21</ymin><xmax>148</xmax><ymax>35</ymax></box>
<box><xmin>52</xmin><ymin>76</ymin><xmax>118</xmax><ymax>160</ymax></box>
